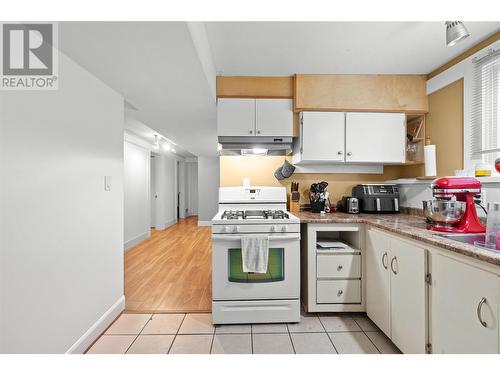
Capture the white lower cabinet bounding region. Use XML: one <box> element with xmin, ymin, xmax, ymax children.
<box><xmin>366</xmin><ymin>228</ymin><xmax>391</xmax><ymax>336</ymax></box>
<box><xmin>366</xmin><ymin>227</ymin><xmax>427</xmax><ymax>353</ymax></box>
<box><xmin>390</xmin><ymin>238</ymin><xmax>427</xmax><ymax>354</ymax></box>
<box><xmin>431</xmin><ymin>254</ymin><xmax>499</xmax><ymax>353</ymax></box>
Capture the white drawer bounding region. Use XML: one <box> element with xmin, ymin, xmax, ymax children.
<box><xmin>316</xmin><ymin>280</ymin><xmax>361</xmax><ymax>304</ymax></box>
<box><xmin>317</xmin><ymin>254</ymin><xmax>361</xmax><ymax>279</ymax></box>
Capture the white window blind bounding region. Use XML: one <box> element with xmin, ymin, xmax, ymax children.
<box><xmin>471</xmin><ymin>49</ymin><xmax>500</xmax><ymax>163</ymax></box>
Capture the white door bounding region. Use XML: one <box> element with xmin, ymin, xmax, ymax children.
<box><xmin>366</xmin><ymin>228</ymin><xmax>391</xmax><ymax>336</ymax></box>
<box><xmin>390</xmin><ymin>238</ymin><xmax>426</xmax><ymax>354</ymax></box>
<box><xmin>301</xmin><ymin>112</ymin><xmax>345</xmax><ymax>162</ymax></box>
<box><xmin>345</xmin><ymin>112</ymin><xmax>405</xmax><ymax>164</ymax></box>
<box><xmin>217</xmin><ymin>98</ymin><xmax>256</xmax><ymax>137</ymax></box>
<box><xmin>431</xmin><ymin>254</ymin><xmax>499</xmax><ymax>353</ymax></box>
<box><xmin>255</xmin><ymin>99</ymin><xmax>293</xmax><ymax>136</ymax></box>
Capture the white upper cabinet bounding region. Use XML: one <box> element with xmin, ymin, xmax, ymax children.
<box><xmin>255</xmin><ymin>99</ymin><xmax>293</xmax><ymax>137</ymax></box>
<box><xmin>295</xmin><ymin>112</ymin><xmax>345</xmax><ymax>163</ymax></box>
<box><xmin>345</xmin><ymin>112</ymin><xmax>406</xmax><ymax>164</ymax></box>
<box><xmin>217</xmin><ymin>98</ymin><xmax>293</xmax><ymax>137</ymax></box>
<box><xmin>431</xmin><ymin>254</ymin><xmax>499</xmax><ymax>354</ymax></box>
<box><xmin>217</xmin><ymin>98</ymin><xmax>256</xmax><ymax>137</ymax></box>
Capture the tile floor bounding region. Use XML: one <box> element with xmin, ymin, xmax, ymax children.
<box><xmin>86</xmin><ymin>312</ymin><xmax>401</xmax><ymax>354</ymax></box>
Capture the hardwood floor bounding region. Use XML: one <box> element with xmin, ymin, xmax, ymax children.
<box><xmin>124</xmin><ymin>216</ymin><xmax>212</xmax><ymax>313</ymax></box>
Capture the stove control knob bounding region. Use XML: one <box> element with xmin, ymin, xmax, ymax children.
<box><xmin>270</xmin><ymin>225</ymin><xmax>277</xmax><ymax>232</ymax></box>
<box><xmin>224</xmin><ymin>226</ymin><xmax>231</xmax><ymax>233</ymax></box>
<box><xmin>234</xmin><ymin>226</ymin><xmax>240</xmax><ymax>233</ymax></box>
<box><xmin>281</xmin><ymin>226</ymin><xmax>287</xmax><ymax>232</ymax></box>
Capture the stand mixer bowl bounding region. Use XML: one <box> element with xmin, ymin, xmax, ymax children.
<box><xmin>423</xmin><ymin>200</ymin><xmax>466</xmax><ymax>225</ymax></box>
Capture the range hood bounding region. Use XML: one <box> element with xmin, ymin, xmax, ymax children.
<box><xmin>218</xmin><ymin>136</ymin><xmax>293</xmax><ymax>156</ymax></box>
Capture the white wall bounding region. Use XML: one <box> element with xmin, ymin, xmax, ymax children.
<box><xmin>124</xmin><ymin>139</ymin><xmax>151</xmax><ymax>250</ymax></box>
<box><xmin>186</xmin><ymin>160</ymin><xmax>198</xmax><ymax>216</ymax></box>
<box><xmin>197</xmin><ymin>156</ymin><xmax>220</xmax><ymax>224</ymax></box>
<box><xmin>0</xmin><ymin>52</ymin><xmax>124</xmax><ymax>353</ymax></box>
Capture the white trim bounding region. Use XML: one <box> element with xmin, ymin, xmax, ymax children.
<box><xmin>186</xmin><ymin>22</ymin><xmax>217</xmax><ymax>101</ymax></box>
<box><xmin>124</xmin><ymin>230</ymin><xmax>150</xmax><ymax>250</ymax></box>
<box><xmin>124</xmin><ymin>130</ymin><xmax>154</xmax><ymax>151</ymax></box>
<box><xmin>294</xmin><ymin>163</ymin><xmax>384</xmax><ymax>174</ymax></box>
<box><xmin>65</xmin><ymin>295</ymin><xmax>125</xmax><ymax>354</ymax></box>
<box><xmin>198</xmin><ymin>220</ymin><xmax>212</xmax><ymax>227</ymax></box>
<box><xmin>154</xmin><ymin>219</ymin><xmax>176</xmax><ymax>230</ymax></box>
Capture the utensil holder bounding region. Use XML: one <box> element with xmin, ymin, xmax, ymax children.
<box><xmin>311</xmin><ymin>200</ymin><xmax>325</xmax><ymax>213</ymax></box>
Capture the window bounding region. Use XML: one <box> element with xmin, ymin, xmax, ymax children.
<box><xmin>471</xmin><ymin>49</ymin><xmax>500</xmax><ymax>166</ymax></box>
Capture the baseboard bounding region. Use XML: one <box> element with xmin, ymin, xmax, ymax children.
<box><xmin>66</xmin><ymin>295</ymin><xmax>125</xmax><ymax>354</ymax></box>
<box><xmin>124</xmin><ymin>231</ymin><xmax>150</xmax><ymax>250</ymax></box>
<box><xmin>153</xmin><ymin>219</ymin><xmax>176</xmax><ymax>230</ymax></box>
<box><xmin>197</xmin><ymin>220</ymin><xmax>212</xmax><ymax>227</ymax></box>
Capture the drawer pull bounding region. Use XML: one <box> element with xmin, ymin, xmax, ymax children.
<box><xmin>337</xmin><ymin>265</ymin><xmax>343</xmax><ymax>271</ymax></box>
<box><xmin>477</xmin><ymin>297</ymin><xmax>488</xmax><ymax>328</ymax></box>
<box><xmin>337</xmin><ymin>290</ymin><xmax>344</xmax><ymax>296</ymax></box>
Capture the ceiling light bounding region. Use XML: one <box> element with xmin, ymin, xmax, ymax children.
<box><xmin>153</xmin><ymin>135</ymin><xmax>160</xmax><ymax>150</ymax></box>
<box><xmin>162</xmin><ymin>142</ymin><xmax>171</xmax><ymax>152</ymax></box>
<box><xmin>172</xmin><ymin>149</ymin><xmax>176</xmax><ymax>154</ymax></box>
<box><xmin>446</xmin><ymin>21</ymin><xmax>470</xmax><ymax>46</ymax></box>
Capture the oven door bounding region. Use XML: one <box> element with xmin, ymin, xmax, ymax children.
<box><xmin>212</xmin><ymin>233</ymin><xmax>300</xmax><ymax>300</ymax></box>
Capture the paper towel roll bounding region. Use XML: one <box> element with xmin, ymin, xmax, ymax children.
<box><xmin>424</xmin><ymin>145</ymin><xmax>437</xmax><ymax>177</ymax></box>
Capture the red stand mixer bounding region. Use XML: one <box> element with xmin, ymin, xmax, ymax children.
<box><xmin>424</xmin><ymin>177</ymin><xmax>486</xmax><ymax>233</ymax></box>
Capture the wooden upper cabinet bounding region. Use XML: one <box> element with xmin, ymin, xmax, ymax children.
<box><xmin>294</xmin><ymin>74</ymin><xmax>429</xmax><ymax>114</ymax></box>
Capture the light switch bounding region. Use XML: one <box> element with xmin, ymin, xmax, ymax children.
<box><xmin>104</xmin><ymin>176</ymin><xmax>111</xmax><ymax>191</ymax></box>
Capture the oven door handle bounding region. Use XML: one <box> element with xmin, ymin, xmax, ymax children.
<box><xmin>212</xmin><ymin>234</ymin><xmax>300</xmax><ymax>241</ymax></box>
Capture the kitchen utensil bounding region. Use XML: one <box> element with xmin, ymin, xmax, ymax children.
<box><xmin>425</xmin><ymin>177</ymin><xmax>485</xmax><ymax>233</ymax></box>
<box><xmin>281</xmin><ymin>160</ymin><xmax>296</xmax><ymax>178</ymax></box>
<box><xmin>424</xmin><ymin>200</ymin><xmax>466</xmax><ymax>225</ymax></box>
<box><xmin>338</xmin><ymin>197</ymin><xmax>359</xmax><ymax>214</ymax></box>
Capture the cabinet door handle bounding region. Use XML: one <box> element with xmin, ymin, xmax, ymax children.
<box><xmin>337</xmin><ymin>265</ymin><xmax>343</xmax><ymax>271</ymax></box>
<box><xmin>390</xmin><ymin>256</ymin><xmax>398</xmax><ymax>275</ymax></box>
<box><xmin>338</xmin><ymin>151</ymin><xmax>343</xmax><ymax>155</ymax></box>
<box><xmin>477</xmin><ymin>297</ymin><xmax>488</xmax><ymax>328</ymax></box>
<box><xmin>347</xmin><ymin>152</ymin><xmax>352</xmax><ymax>156</ymax></box>
<box><xmin>257</xmin><ymin>130</ymin><xmax>261</xmax><ymax>134</ymax></box>
<box><xmin>381</xmin><ymin>252</ymin><xmax>388</xmax><ymax>269</ymax></box>
<box><xmin>249</xmin><ymin>130</ymin><xmax>253</xmax><ymax>134</ymax></box>
<box><xmin>337</xmin><ymin>290</ymin><xmax>344</xmax><ymax>296</ymax></box>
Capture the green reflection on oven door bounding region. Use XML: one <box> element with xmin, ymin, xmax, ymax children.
<box><xmin>228</xmin><ymin>248</ymin><xmax>284</xmax><ymax>283</ymax></box>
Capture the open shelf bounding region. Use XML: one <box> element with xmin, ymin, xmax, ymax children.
<box><xmin>405</xmin><ymin>114</ymin><xmax>426</xmax><ymax>165</ymax></box>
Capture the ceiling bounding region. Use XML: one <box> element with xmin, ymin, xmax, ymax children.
<box><xmin>59</xmin><ymin>22</ymin><xmax>217</xmax><ymax>157</ymax></box>
<box><xmin>57</xmin><ymin>22</ymin><xmax>500</xmax><ymax>158</ymax></box>
<box><xmin>205</xmin><ymin>22</ymin><xmax>500</xmax><ymax>75</ymax></box>
<box><xmin>125</xmin><ymin>115</ymin><xmax>194</xmax><ymax>158</ymax></box>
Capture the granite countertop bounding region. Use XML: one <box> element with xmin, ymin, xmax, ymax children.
<box><xmin>295</xmin><ymin>211</ymin><xmax>500</xmax><ymax>267</ymax></box>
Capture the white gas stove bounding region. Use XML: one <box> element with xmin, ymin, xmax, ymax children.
<box><xmin>211</xmin><ymin>186</ymin><xmax>301</xmax><ymax>324</ymax></box>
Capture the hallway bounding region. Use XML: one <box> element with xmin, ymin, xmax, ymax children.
<box><xmin>125</xmin><ymin>216</ymin><xmax>212</xmax><ymax>313</ymax></box>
